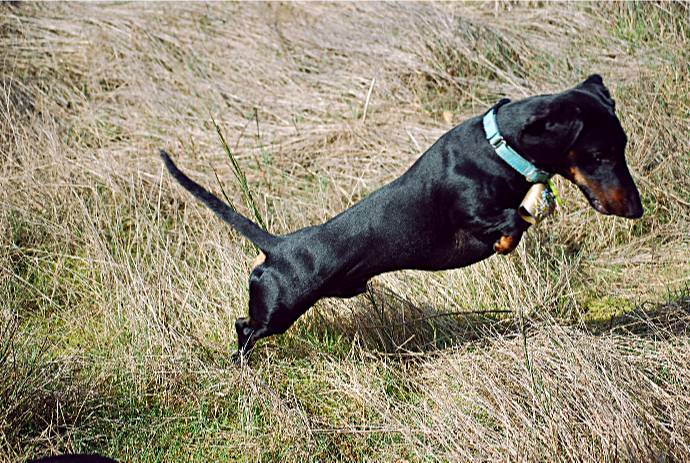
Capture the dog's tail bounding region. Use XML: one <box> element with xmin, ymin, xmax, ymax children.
<box><xmin>160</xmin><ymin>150</ymin><xmax>280</xmax><ymax>252</ymax></box>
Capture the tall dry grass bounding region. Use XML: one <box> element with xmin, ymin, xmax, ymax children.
<box><xmin>1</xmin><ymin>2</ymin><xmax>689</xmax><ymax>462</ymax></box>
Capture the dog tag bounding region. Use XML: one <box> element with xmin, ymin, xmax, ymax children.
<box><xmin>519</xmin><ymin>183</ymin><xmax>556</xmax><ymax>225</ymax></box>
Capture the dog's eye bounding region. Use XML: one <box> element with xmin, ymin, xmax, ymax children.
<box><xmin>590</xmin><ymin>151</ymin><xmax>616</xmax><ymax>166</ymax></box>
<box><xmin>586</xmin><ymin>152</ymin><xmax>601</xmax><ymax>162</ymax></box>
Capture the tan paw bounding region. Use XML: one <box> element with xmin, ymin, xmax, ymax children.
<box><xmin>494</xmin><ymin>235</ymin><xmax>517</xmax><ymax>255</ymax></box>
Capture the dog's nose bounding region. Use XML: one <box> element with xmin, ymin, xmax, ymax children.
<box><xmin>602</xmin><ymin>171</ymin><xmax>643</xmax><ymax>219</ymax></box>
<box><xmin>623</xmin><ymin>202</ymin><xmax>643</xmax><ymax>219</ymax></box>
<box><xmin>618</xmin><ymin>190</ymin><xmax>643</xmax><ymax>219</ymax></box>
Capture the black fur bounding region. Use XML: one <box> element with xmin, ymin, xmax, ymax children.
<box><xmin>161</xmin><ymin>75</ymin><xmax>643</xmax><ymax>357</ymax></box>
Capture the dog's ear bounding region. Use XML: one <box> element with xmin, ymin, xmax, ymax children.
<box><xmin>584</xmin><ymin>74</ymin><xmax>604</xmax><ymax>86</ymax></box>
<box><xmin>579</xmin><ymin>74</ymin><xmax>616</xmax><ymax>111</ymax></box>
<box><xmin>519</xmin><ymin>99</ymin><xmax>584</xmax><ymax>154</ymax></box>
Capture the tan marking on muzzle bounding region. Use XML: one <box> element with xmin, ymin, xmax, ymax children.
<box><xmin>570</xmin><ymin>166</ymin><xmax>631</xmax><ymax>214</ymax></box>
<box><xmin>251</xmin><ymin>252</ymin><xmax>266</xmax><ymax>270</ymax></box>
<box><xmin>604</xmin><ymin>187</ymin><xmax>629</xmax><ymax>215</ymax></box>
<box><xmin>567</xmin><ymin>151</ymin><xmax>593</xmax><ymax>188</ymax></box>
<box><xmin>568</xmin><ymin>166</ymin><xmax>589</xmax><ymax>189</ymax></box>
<box><xmin>569</xmin><ymin>165</ymin><xmax>607</xmax><ymax>205</ymax></box>
<box><xmin>569</xmin><ymin>151</ymin><xmax>639</xmax><ymax>216</ymax></box>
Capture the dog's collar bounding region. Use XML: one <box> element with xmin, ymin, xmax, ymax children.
<box><xmin>482</xmin><ymin>107</ymin><xmax>552</xmax><ymax>183</ymax></box>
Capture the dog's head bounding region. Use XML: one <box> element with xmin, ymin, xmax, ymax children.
<box><xmin>516</xmin><ymin>74</ymin><xmax>643</xmax><ymax>219</ymax></box>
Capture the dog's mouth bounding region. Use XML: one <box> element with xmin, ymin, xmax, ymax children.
<box><xmin>580</xmin><ymin>187</ymin><xmax>612</xmax><ymax>215</ymax></box>
<box><xmin>576</xmin><ymin>182</ymin><xmax>643</xmax><ymax>218</ymax></box>
<box><xmin>566</xmin><ymin>166</ymin><xmax>643</xmax><ymax>219</ymax></box>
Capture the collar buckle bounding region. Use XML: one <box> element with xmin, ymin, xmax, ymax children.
<box><xmin>490</xmin><ymin>134</ymin><xmax>506</xmax><ymax>149</ymax></box>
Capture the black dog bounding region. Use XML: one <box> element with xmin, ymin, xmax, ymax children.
<box><xmin>161</xmin><ymin>74</ymin><xmax>642</xmax><ymax>357</ymax></box>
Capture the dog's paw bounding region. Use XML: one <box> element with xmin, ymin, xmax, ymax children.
<box><xmin>231</xmin><ymin>344</ymin><xmax>251</xmax><ymax>366</ymax></box>
<box><xmin>494</xmin><ymin>235</ymin><xmax>518</xmax><ymax>254</ymax></box>
<box><xmin>231</xmin><ymin>350</ymin><xmax>242</xmax><ymax>365</ymax></box>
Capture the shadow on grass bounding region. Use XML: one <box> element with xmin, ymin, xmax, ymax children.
<box><xmin>587</xmin><ymin>285</ymin><xmax>690</xmax><ymax>338</ymax></box>
<box><xmin>304</xmin><ymin>284</ymin><xmax>523</xmax><ymax>356</ymax></box>
<box><xmin>300</xmin><ymin>283</ymin><xmax>690</xmax><ymax>358</ymax></box>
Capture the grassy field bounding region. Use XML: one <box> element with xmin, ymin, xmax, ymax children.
<box><xmin>1</xmin><ymin>2</ymin><xmax>689</xmax><ymax>462</ymax></box>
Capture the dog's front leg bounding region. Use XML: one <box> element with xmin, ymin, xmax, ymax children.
<box><xmin>492</xmin><ymin>209</ymin><xmax>529</xmax><ymax>255</ymax></box>
<box><xmin>494</xmin><ymin>234</ymin><xmax>522</xmax><ymax>254</ymax></box>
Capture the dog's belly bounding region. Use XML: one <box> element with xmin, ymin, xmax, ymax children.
<box><xmin>414</xmin><ymin>228</ymin><xmax>495</xmax><ymax>271</ymax></box>
<box><xmin>336</xmin><ymin>228</ymin><xmax>494</xmax><ymax>282</ymax></box>
<box><xmin>284</xmin><ymin>224</ymin><xmax>495</xmax><ymax>301</ymax></box>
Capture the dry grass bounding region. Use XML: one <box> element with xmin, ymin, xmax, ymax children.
<box><xmin>1</xmin><ymin>2</ymin><xmax>689</xmax><ymax>462</ymax></box>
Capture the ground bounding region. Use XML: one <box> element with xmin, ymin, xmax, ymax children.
<box><xmin>1</xmin><ymin>2</ymin><xmax>689</xmax><ymax>462</ymax></box>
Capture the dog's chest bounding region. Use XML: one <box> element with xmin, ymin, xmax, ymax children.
<box><xmin>453</xmin><ymin>228</ymin><xmax>470</xmax><ymax>248</ymax></box>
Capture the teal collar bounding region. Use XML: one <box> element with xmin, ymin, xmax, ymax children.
<box><xmin>482</xmin><ymin>108</ymin><xmax>552</xmax><ymax>183</ymax></box>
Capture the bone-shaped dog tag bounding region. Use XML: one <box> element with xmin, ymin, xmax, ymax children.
<box><xmin>518</xmin><ymin>183</ymin><xmax>556</xmax><ymax>225</ymax></box>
